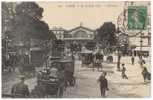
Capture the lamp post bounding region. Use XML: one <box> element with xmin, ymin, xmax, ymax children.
<box><xmin>140</xmin><ymin>32</ymin><xmax>144</xmax><ymax>57</ymax></box>
<box><xmin>139</xmin><ymin>32</ymin><xmax>144</xmax><ymax>67</ymax></box>
<box><xmin>116</xmin><ymin>34</ymin><xmax>122</xmax><ymax>71</ymax></box>
<box><xmin>117</xmin><ymin>47</ymin><xmax>121</xmax><ymax>71</ymax></box>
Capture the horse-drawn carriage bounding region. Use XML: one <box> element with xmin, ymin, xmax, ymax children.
<box><xmin>79</xmin><ymin>50</ymin><xmax>104</xmax><ymax>71</ymax></box>
<box><xmin>33</xmin><ymin>66</ymin><xmax>65</xmax><ymax>98</ymax></box>
<box><xmin>79</xmin><ymin>50</ymin><xmax>93</xmax><ymax>67</ymax></box>
<box><xmin>56</xmin><ymin>59</ymin><xmax>75</xmax><ymax>86</ymax></box>
<box><xmin>35</xmin><ymin>68</ymin><xmax>64</xmax><ymax>97</ymax></box>
<box><xmin>33</xmin><ymin>56</ymin><xmax>75</xmax><ymax>97</ymax></box>
<box><xmin>49</xmin><ymin>56</ymin><xmax>75</xmax><ymax>87</ymax></box>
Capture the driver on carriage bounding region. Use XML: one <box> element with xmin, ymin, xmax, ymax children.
<box><xmin>95</xmin><ymin>49</ymin><xmax>104</xmax><ymax>62</ymax></box>
<box><xmin>94</xmin><ymin>49</ymin><xmax>104</xmax><ymax>71</ymax></box>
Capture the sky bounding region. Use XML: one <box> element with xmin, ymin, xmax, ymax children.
<box><xmin>38</xmin><ymin>1</ymin><xmax>125</xmax><ymax>30</ymax></box>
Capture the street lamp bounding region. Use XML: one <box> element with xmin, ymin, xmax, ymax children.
<box><xmin>139</xmin><ymin>32</ymin><xmax>144</xmax><ymax>58</ymax></box>
<box><xmin>117</xmin><ymin>47</ymin><xmax>121</xmax><ymax>71</ymax></box>
<box><xmin>139</xmin><ymin>32</ymin><xmax>144</xmax><ymax>67</ymax></box>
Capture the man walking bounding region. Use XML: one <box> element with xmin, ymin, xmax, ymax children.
<box><xmin>121</xmin><ymin>64</ymin><xmax>128</xmax><ymax>79</ymax></box>
<box><xmin>131</xmin><ymin>56</ymin><xmax>135</xmax><ymax>65</ymax></box>
<box><xmin>98</xmin><ymin>72</ymin><xmax>109</xmax><ymax>97</ymax></box>
<box><xmin>11</xmin><ymin>75</ymin><xmax>29</xmax><ymax>98</ymax></box>
<box><xmin>141</xmin><ymin>67</ymin><xmax>151</xmax><ymax>82</ymax></box>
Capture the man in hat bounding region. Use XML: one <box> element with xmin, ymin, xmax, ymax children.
<box><xmin>98</xmin><ymin>72</ymin><xmax>109</xmax><ymax>97</ymax></box>
<box><xmin>131</xmin><ymin>56</ymin><xmax>135</xmax><ymax>65</ymax></box>
<box><xmin>11</xmin><ymin>75</ymin><xmax>30</xmax><ymax>98</ymax></box>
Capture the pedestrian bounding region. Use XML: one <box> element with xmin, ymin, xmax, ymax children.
<box><xmin>11</xmin><ymin>75</ymin><xmax>29</xmax><ymax>98</ymax></box>
<box><xmin>131</xmin><ymin>56</ymin><xmax>135</xmax><ymax>65</ymax></box>
<box><xmin>121</xmin><ymin>64</ymin><xmax>128</xmax><ymax>79</ymax></box>
<box><xmin>139</xmin><ymin>58</ymin><xmax>145</xmax><ymax>66</ymax></box>
<box><xmin>141</xmin><ymin>67</ymin><xmax>150</xmax><ymax>82</ymax></box>
<box><xmin>98</xmin><ymin>72</ymin><xmax>109</xmax><ymax>97</ymax></box>
<box><xmin>92</xmin><ymin>52</ymin><xmax>95</xmax><ymax>71</ymax></box>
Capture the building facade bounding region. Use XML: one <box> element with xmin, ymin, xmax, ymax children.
<box><xmin>51</xmin><ymin>27</ymin><xmax>67</xmax><ymax>40</ymax></box>
<box><xmin>50</xmin><ymin>25</ymin><xmax>96</xmax><ymax>46</ymax></box>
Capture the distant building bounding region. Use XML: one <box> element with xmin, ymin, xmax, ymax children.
<box><xmin>51</xmin><ymin>27</ymin><xmax>67</xmax><ymax>40</ymax></box>
<box><xmin>50</xmin><ymin>24</ymin><xmax>96</xmax><ymax>46</ymax></box>
<box><xmin>129</xmin><ymin>29</ymin><xmax>151</xmax><ymax>57</ymax></box>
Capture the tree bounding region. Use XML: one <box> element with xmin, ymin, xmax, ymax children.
<box><xmin>95</xmin><ymin>22</ymin><xmax>117</xmax><ymax>48</ymax></box>
<box><xmin>2</xmin><ymin>3</ymin><xmax>17</xmax><ymax>68</ymax></box>
<box><xmin>2</xmin><ymin>2</ymin><xmax>16</xmax><ymax>38</ymax></box>
<box><xmin>2</xmin><ymin>2</ymin><xmax>56</xmax><ymax>67</ymax></box>
<box><xmin>49</xmin><ymin>30</ymin><xmax>57</xmax><ymax>40</ymax></box>
<box><xmin>117</xmin><ymin>32</ymin><xmax>129</xmax><ymax>55</ymax></box>
<box><xmin>15</xmin><ymin>2</ymin><xmax>43</xmax><ymax>20</ymax></box>
<box><xmin>2</xmin><ymin>2</ymin><xmax>51</xmax><ymax>43</ymax></box>
<box><xmin>14</xmin><ymin>2</ymin><xmax>50</xmax><ymax>41</ymax></box>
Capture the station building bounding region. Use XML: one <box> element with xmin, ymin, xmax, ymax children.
<box><xmin>51</xmin><ymin>24</ymin><xmax>96</xmax><ymax>47</ymax></box>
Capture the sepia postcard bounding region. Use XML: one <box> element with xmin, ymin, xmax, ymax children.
<box><xmin>1</xmin><ymin>0</ymin><xmax>151</xmax><ymax>98</ymax></box>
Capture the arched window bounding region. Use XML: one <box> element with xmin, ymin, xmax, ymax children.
<box><xmin>73</xmin><ymin>30</ymin><xmax>88</xmax><ymax>38</ymax></box>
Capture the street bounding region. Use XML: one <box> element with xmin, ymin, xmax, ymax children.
<box><xmin>63</xmin><ymin>56</ymin><xmax>150</xmax><ymax>98</ymax></box>
<box><xmin>2</xmin><ymin>55</ymin><xmax>151</xmax><ymax>98</ymax></box>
